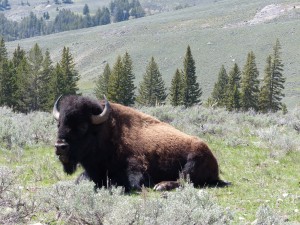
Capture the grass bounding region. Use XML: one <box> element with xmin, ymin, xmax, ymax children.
<box><xmin>0</xmin><ymin>105</ymin><xmax>299</xmax><ymax>224</ymax></box>
<box><xmin>209</xmin><ymin>139</ymin><xmax>300</xmax><ymax>223</ymax></box>
<box><xmin>3</xmin><ymin>0</ymin><xmax>300</xmax><ymax>108</ymax></box>
<box><xmin>1</xmin><ymin>145</ymin><xmax>82</xmax><ymax>187</ymax></box>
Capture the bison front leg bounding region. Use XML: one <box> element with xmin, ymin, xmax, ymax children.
<box><xmin>153</xmin><ymin>181</ymin><xmax>180</xmax><ymax>191</ymax></box>
<box><xmin>126</xmin><ymin>157</ymin><xmax>145</xmax><ymax>191</ymax></box>
<box><xmin>75</xmin><ymin>171</ymin><xmax>91</xmax><ymax>184</ymax></box>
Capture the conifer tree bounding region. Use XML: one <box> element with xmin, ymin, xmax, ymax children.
<box><xmin>83</xmin><ymin>4</ymin><xmax>89</xmax><ymax>15</ymax></box>
<box><xmin>269</xmin><ymin>39</ymin><xmax>286</xmax><ymax>112</ymax></box>
<box><xmin>53</xmin><ymin>62</ymin><xmax>63</xmax><ymax>99</ymax></box>
<box><xmin>169</xmin><ymin>68</ymin><xmax>184</xmax><ymax>106</ymax></box>
<box><xmin>121</xmin><ymin>51</ymin><xmax>135</xmax><ymax>105</ymax></box>
<box><xmin>12</xmin><ymin>45</ymin><xmax>26</xmax><ymax>66</ymax></box>
<box><xmin>27</xmin><ymin>43</ymin><xmax>44</xmax><ymax>111</ymax></box>
<box><xmin>259</xmin><ymin>55</ymin><xmax>272</xmax><ymax>113</ymax></box>
<box><xmin>0</xmin><ymin>39</ymin><xmax>14</xmax><ymax>107</ymax></box>
<box><xmin>94</xmin><ymin>63</ymin><xmax>111</xmax><ymax>99</ymax></box>
<box><xmin>227</xmin><ymin>85</ymin><xmax>240</xmax><ymax>111</ymax></box>
<box><xmin>39</xmin><ymin>49</ymin><xmax>55</xmax><ymax>111</ymax></box>
<box><xmin>14</xmin><ymin>56</ymin><xmax>31</xmax><ymax>113</ymax></box>
<box><xmin>0</xmin><ymin>38</ymin><xmax>7</xmax><ymax>61</ymax></box>
<box><xmin>240</xmin><ymin>51</ymin><xmax>260</xmax><ymax>111</ymax></box>
<box><xmin>0</xmin><ymin>38</ymin><xmax>8</xmax><ymax>105</ymax></box>
<box><xmin>182</xmin><ymin>45</ymin><xmax>202</xmax><ymax>107</ymax></box>
<box><xmin>59</xmin><ymin>46</ymin><xmax>80</xmax><ymax>95</ymax></box>
<box><xmin>226</xmin><ymin>63</ymin><xmax>241</xmax><ymax>111</ymax></box>
<box><xmin>107</xmin><ymin>55</ymin><xmax>124</xmax><ymax>103</ymax></box>
<box><xmin>259</xmin><ymin>40</ymin><xmax>285</xmax><ymax>113</ymax></box>
<box><xmin>0</xmin><ymin>60</ymin><xmax>14</xmax><ymax>107</ymax></box>
<box><xmin>106</xmin><ymin>52</ymin><xmax>135</xmax><ymax>105</ymax></box>
<box><xmin>211</xmin><ymin>65</ymin><xmax>228</xmax><ymax>107</ymax></box>
<box><xmin>136</xmin><ymin>57</ymin><xmax>167</xmax><ymax>106</ymax></box>
<box><xmin>9</xmin><ymin>45</ymin><xmax>29</xmax><ymax>112</ymax></box>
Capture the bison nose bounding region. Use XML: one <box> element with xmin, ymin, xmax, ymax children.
<box><xmin>55</xmin><ymin>139</ymin><xmax>69</xmax><ymax>155</ymax></box>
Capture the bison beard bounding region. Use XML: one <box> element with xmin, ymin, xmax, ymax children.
<box><xmin>53</xmin><ymin>95</ymin><xmax>229</xmax><ymax>192</ymax></box>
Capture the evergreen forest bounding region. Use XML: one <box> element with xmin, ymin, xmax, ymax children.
<box><xmin>0</xmin><ymin>0</ymin><xmax>145</xmax><ymax>41</ymax></box>
<box><xmin>0</xmin><ymin>39</ymin><xmax>79</xmax><ymax>112</ymax></box>
<box><xmin>0</xmin><ymin>38</ymin><xmax>286</xmax><ymax>113</ymax></box>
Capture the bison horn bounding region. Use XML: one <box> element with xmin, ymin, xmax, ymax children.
<box><xmin>91</xmin><ymin>95</ymin><xmax>111</xmax><ymax>125</ymax></box>
<box><xmin>53</xmin><ymin>95</ymin><xmax>63</xmax><ymax>121</ymax></box>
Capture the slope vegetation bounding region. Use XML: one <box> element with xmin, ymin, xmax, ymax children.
<box><xmin>4</xmin><ymin>0</ymin><xmax>300</xmax><ymax>107</ymax></box>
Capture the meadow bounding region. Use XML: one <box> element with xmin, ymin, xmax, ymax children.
<box><xmin>1</xmin><ymin>0</ymin><xmax>300</xmax><ymax>223</ymax></box>
<box><xmin>4</xmin><ymin>0</ymin><xmax>300</xmax><ymax>108</ymax></box>
<box><xmin>0</xmin><ymin>104</ymin><xmax>299</xmax><ymax>224</ymax></box>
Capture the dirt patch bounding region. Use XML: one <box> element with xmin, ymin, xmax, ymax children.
<box><xmin>224</xmin><ymin>3</ymin><xmax>300</xmax><ymax>28</ymax></box>
<box><xmin>249</xmin><ymin>3</ymin><xmax>299</xmax><ymax>25</ymax></box>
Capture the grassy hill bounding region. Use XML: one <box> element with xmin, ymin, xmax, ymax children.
<box><xmin>4</xmin><ymin>0</ymin><xmax>300</xmax><ymax>108</ymax></box>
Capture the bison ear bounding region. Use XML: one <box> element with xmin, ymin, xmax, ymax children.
<box><xmin>90</xmin><ymin>95</ymin><xmax>111</xmax><ymax>125</ymax></box>
<box><xmin>53</xmin><ymin>95</ymin><xmax>63</xmax><ymax>120</ymax></box>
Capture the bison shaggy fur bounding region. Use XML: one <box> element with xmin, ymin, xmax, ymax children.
<box><xmin>54</xmin><ymin>95</ymin><xmax>229</xmax><ymax>191</ymax></box>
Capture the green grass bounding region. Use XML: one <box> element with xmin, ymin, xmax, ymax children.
<box><xmin>4</xmin><ymin>0</ymin><xmax>300</xmax><ymax>108</ymax></box>
<box><xmin>209</xmin><ymin>138</ymin><xmax>300</xmax><ymax>223</ymax></box>
<box><xmin>0</xmin><ymin>146</ymin><xmax>82</xmax><ymax>187</ymax></box>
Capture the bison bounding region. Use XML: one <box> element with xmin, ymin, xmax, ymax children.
<box><xmin>53</xmin><ymin>95</ymin><xmax>229</xmax><ymax>191</ymax></box>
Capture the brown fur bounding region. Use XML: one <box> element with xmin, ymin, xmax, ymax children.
<box><xmin>104</xmin><ymin>103</ymin><xmax>223</xmax><ymax>188</ymax></box>
<box><xmin>54</xmin><ymin>96</ymin><xmax>228</xmax><ymax>192</ymax></box>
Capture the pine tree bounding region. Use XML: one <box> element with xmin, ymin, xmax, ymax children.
<box><xmin>259</xmin><ymin>40</ymin><xmax>286</xmax><ymax>113</ymax></box>
<box><xmin>211</xmin><ymin>65</ymin><xmax>228</xmax><ymax>107</ymax></box>
<box><xmin>39</xmin><ymin>49</ymin><xmax>55</xmax><ymax>111</ymax></box>
<box><xmin>226</xmin><ymin>63</ymin><xmax>241</xmax><ymax>111</ymax></box>
<box><xmin>107</xmin><ymin>55</ymin><xmax>124</xmax><ymax>103</ymax></box>
<box><xmin>83</xmin><ymin>4</ymin><xmax>89</xmax><ymax>15</ymax></box>
<box><xmin>94</xmin><ymin>63</ymin><xmax>111</xmax><ymax>99</ymax></box>
<box><xmin>182</xmin><ymin>45</ymin><xmax>202</xmax><ymax>107</ymax></box>
<box><xmin>0</xmin><ymin>60</ymin><xmax>15</xmax><ymax>108</ymax></box>
<box><xmin>136</xmin><ymin>57</ymin><xmax>167</xmax><ymax>106</ymax></box>
<box><xmin>270</xmin><ymin>39</ymin><xmax>285</xmax><ymax>112</ymax></box>
<box><xmin>59</xmin><ymin>46</ymin><xmax>80</xmax><ymax>95</ymax></box>
<box><xmin>169</xmin><ymin>68</ymin><xmax>184</xmax><ymax>106</ymax></box>
<box><xmin>53</xmin><ymin>62</ymin><xmax>63</xmax><ymax>99</ymax></box>
<box><xmin>259</xmin><ymin>55</ymin><xmax>272</xmax><ymax>113</ymax></box>
<box><xmin>227</xmin><ymin>84</ymin><xmax>240</xmax><ymax>111</ymax></box>
<box><xmin>240</xmin><ymin>51</ymin><xmax>260</xmax><ymax>111</ymax></box>
<box><xmin>27</xmin><ymin>43</ymin><xmax>44</xmax><ymax>111</ymax></box>
<box><xmin>14</xmin><ymin>57</ymin><xmax>31</xmax><ymax>113</ymax></box>
<box><xmin>0</xmin><ymin>40</ymin><xmax>15</xmax><ymax>107</ymax></box>
<box><xmin>0</xmin><ymin>38</ymin><xmax>7</xmax><ymax>61</ymax></box>
<box><xmin>0</xmin><ymin>38</ymin><xmax>8</xmax><ymax>105</ymax></box>
<box><xmin>7</xmin><ymin>45</ymin><xmax>29</xmax><ymax>112</ymax></box>
<box><xmin>12</xmin><ymin>45</ymin><xmax>26</xmax><ymax>66</ymax></box>
<box><xmin>106</xmin><ymin>52</ymin><xmax>135</xmax><ymax>105</ymax></box>
<box><xmin>121</xmin><ymin>51</ymin><xmax>135</xmax><ymax>106</ymax></box>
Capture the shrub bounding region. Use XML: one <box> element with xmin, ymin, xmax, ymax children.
<box><xmin>38</xmin><ymin>181</ymin><xmax>233</xmax><ymax>224</ymax></box>
<box><xmin>0</xmin><ymin>166</ymin><xmax>39</xmax><ymax>224</ymax></box>
<box><xmin>254</xmin><ymin>205</ymin><xmax>286</xmax><ymax>225</ymax></box>
<box><xmin>0</xmin><ymin>107</ymin><xmax>56</xmax><ymax>152</ymax></box>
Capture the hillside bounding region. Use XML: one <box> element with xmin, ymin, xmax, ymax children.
<box><xmin>2</xmin><ymin>0</ymin><xmax>208</xmax><ymax>21</ymax></box>
<box><xmin>4</xmin><ymin>0</ymin><xmax>300</xmax><ymax>108</ymax></box>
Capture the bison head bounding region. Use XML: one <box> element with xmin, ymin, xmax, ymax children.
<box><xmin>53</xmin><ymin>95</ymin><xmax>110</xmax><ymax>174</ymax></box>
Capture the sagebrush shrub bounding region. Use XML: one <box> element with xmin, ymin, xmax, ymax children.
<box><xmin>254</xmin><ymin>205</ymin><xmax>286</xmax><ymax>225</ymax></box>
<box><xmin>37</xmin><ymin>181</ymin><xmax>233</xmax><ymax>224</ymax></box>
<box><xmin>0</xmin><ymin>166</ymin><xmax>39</xmax><ymax>224</ymax></box>
<box><xmin>0</xmin><ymin>107</ymin><xmax>56</xmax><ymax>152</ymax></box>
